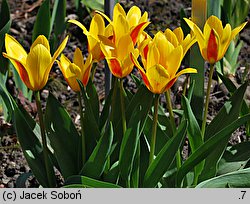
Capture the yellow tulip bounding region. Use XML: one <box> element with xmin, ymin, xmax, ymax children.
<box><xmin>68</xmin><ymin>14</ymin><xmax>111</xmax><ymax>62</ymax></box>
<box><xmin>131</xmin><ymin>31</ymin><xmax>197</xmax><ymax>94</ymax></box>
<box><xmin>3</xmin><ymin>34</ymin><xmax>68</xmax><ymax>91</ymax></box>
<box><xmin>164</xmin><ymin>27</ymin><xmax>196</xmax><ymax>56</ymax></box>
<box><xmin>184</xmin><ymin>15</ymin><xmax>247</xmax><ymax>64</ymax></box>
<box><xmin>57</xmin><ymin>48</ymin><xmax>93</xmax><ymax>92</ymax></box>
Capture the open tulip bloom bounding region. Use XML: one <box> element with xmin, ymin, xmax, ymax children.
<box><xmin>131</xmin><ymin>31</ymin><xmax>197</xmax><ymax>94</ymax></box>
<box><xmin>184</xmin><ymin>15</ymin><xmax>247</xmax><ymax>65</ymax></box>
<box><xmin>96</xmin><ymin>3</ymin><xmax>150</xmax><ymax>78</ymax></box>
<box><xmin>57</xmin><ymin>48</ymin><xmax>93</xmax><ymax>92</ymax></box>
<box><xmin>3</xmin><ymin>34</ymin><xmax>68</xmax><ymax>91</ymax></box>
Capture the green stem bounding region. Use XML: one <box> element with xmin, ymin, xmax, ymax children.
<box><xmin>91</xmin><ymin>63</ymin><xmax>97</xmax><ymax>81</ymax></box>
<box><xmin>34</xmin><ymin>91</ymin><xmax>54</xmax><ymax>187</ymax></box>
<box><xmin>201</xmin><ymin>63</ymin><xmax>215</xmax><ymax>139</ymax></box>
<box><xmin>149</xmin><ymin>94</ymin><xmax>159</xmax><ymax>165</ymax></box>
<box><xmin>165</xmin><ymin>90</ymin><xmax>181</xmax><ymax>169</ymax></box>
<box><xmin>119</xmin><ymin>79</ymin><xmax>127</xmax><ymax>136</ymax></box>
<box><xmin>77</xmin><ymin>92</ymin><xmax>86</xmax><ymax>164</ymax></box>
<box><xmin>165</xmin><ymin>90</ymin><xmax>176</xmax><ymax>132</ymax></box>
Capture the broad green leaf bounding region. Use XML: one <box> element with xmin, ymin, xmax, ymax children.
<box><xmin>182</xmin><ymin>96</ymin><xmax>203</xmax><ymax>184</ymax></box>
<box><xmin>176</xmin><ymin>114</ymin><xmax>250</xmax><ymax>187</ymax></box>
<box><xmin>78</xmin><ymin>79</ymin><xmax>101</xmax><ymax>158</ymax></box>
<box><xmin>217</xmin><ymin>142</ymin><xmax>250</xmax><ymax>175</ymax></box>
<box><xmin>45</xmin><ymin>93</ymin><xmax>82</xmax><ymax>179</ymax></box>
<box><xmin>14</xmin><ymin>105</ymin><xmax>56</xmax><ymax>187</ymax></box>
<box><xmin>0</xmin><ymin>0</ymin><xmax>10</xmax><ymax>29</ymax></box>
<box><xmin>32</xmin><ymin>0</ymin><xmax>51</xmax><ymax>41</ymax></box>
<box><xmin>196</xmin><ymin>168</ymin><xmax>250</xmax><ymax>188</ymax></box>
<box><xmin>81</xmin><ymin>123</ymin><xmax>113</xmax><ymax>179</ymax></box>
<box><xmin>51</xmin><ymin>0</ymin><xmax>66</xmax><ymax>36</ymax></box>
<box><xmin>16</xmin><ymin>172</ymin><xmax>33</xmax><ymax>188</ymax></box>
<box><xmin>64</xmin><ymin>175</ymin><xmax>121</xmax><ymax>188</ymax></box>
<box><xmin>189</xmin><ymin>44</ymin><xmax>204</xmax><ymax>127</ymax></box>
<box><xmin>119</xmin><ymin>107</ymin><xmax>141</xmax><ymax>182</ymax></box>
<box><xmin>103</xmin><ymin>161</ymin><xmax>119</xmax><ymax>184</ymax></box>
<box><xmin>139</xmin><ymin>135</ymin><xmax>150</xmax><ymax>187</ymax></box>
<box><xmin>143</xmin><ymin>120</ymin><xmax>188</xmax><ymax>188</ymax></box>
<box><xmin>130</xmin><ymin>139</ymin><xmax>140</xmax><ymax>188</ymax></box>
<box><xmin>200</xmin><ymin>82</ymin><xmax>248</xmax><ymax>181</ymax></box>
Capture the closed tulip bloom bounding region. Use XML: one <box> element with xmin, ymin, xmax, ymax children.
<box><xmin>164</xmin><ymin>27</ymin><xmax>196</xmax><ymax>56</ymax></box>
<box><xmin>3</xmin><ymin>34</ymin><xmax>68</xmax><ymax>91</ymax></box>
<box><xmin>57</xmin><ymin>48</ymin><xmax>93</xmax><ymax>92</ymax></box>
<box><xmin>131</xmin><ymin>31</ymin><xmax>197</xmax><ymax>94</ymax></box>
<box><xmin>184</xmin><ymin>15</ymin><xmax>247</xmax><ymax>64</ymax></box>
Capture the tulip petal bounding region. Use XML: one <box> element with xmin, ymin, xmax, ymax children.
<box><xmin>166</xmin><ymin>46</ymin><xmax>183</xmax><ymax>76</ymax></box>
<box><xmin>89</xmin><ymin>14</ymin><xmax>105</xmax><ymax>38</ymax></box>
<box><xmin>130</xmin><ymin>22</ymin><xmax>150</xmax><ymax>45</ymax></box>
<box><xmin>4</xmin><ymin>34</ymin><xmax>27</xmax><ymax>64</ymax></box>
<box><xmin>164</xmin><ymin>28</ymin><xmax>178</xmax><ymax>47</ymax></box>
<box><xmin>26</xmin><ymin>44</ymin><xmax>52</xmax><ymax>90</ymax></box>
<box><xmin>205</xmin><ymin>15</ymin><xmax>223</xmax><ymax>37</ymax></box>
<box><xmin>114</xmin><ymin>14</ymin><xmax>130</xmax><ymax>42</ymax></box>
<box><xmin>175</xmin><ymin>68</ymin><xmax>197</xmax><ymax>78</ymax></box>
<box><xmin>57</xmin><ymin>54</ymin><xmax>70</xmax><ymax>79</ymax></box>
<box><xmin>73</xmin><ymin>48</ymin><xmax>84</xmax><ymax>69</ymax></box>
<box><xmin>117</xmin><ymin>34</ymin><xmax>134</xmax><ymax>60</ymax></box>
<box><xmin>173</xmin><ymin>27</ymin><xmax>184</xmax><ymax>43</ymax></box>
<box><xmin>68</xmin><ymin>20</ymin><xmax>89</xmax><ymax>35</ymax></box>
<box><xmin>113</xmin><ymin>3</ymin><xmax>126</xmax><ymax>19</ymax></box>
<box><xmin>207</xmin><ymin>29</ymin><xmax>218</xmax><ymax>64</ymax></box>
<box><xmin>52</xmin><ymin>36</ymin><xmax>69</xmax><ymax>64</ymax></box>
<box><xmin>30</xmin><ymin>35</ymin><xmax>50</xmax><ymax>52</ymax></box>
<box><xmin>231</xmin><ymin>21</ymin><xmax>248</xmax><ymax>40</ymax></box>
<box><xmin>146</xmin><ymin>64</ymin><xmax>170</xmax><ymax>94</ymax></box>
<box><xmin>127</xmin><ymin>6</ymin><xmax>141</xmax><ymax>28</ymax></box>
<box><xmin>106</xmin><ymin>58</ymin><xmax>123</xmax><ymax>78</ymax></box>
<box><xmin>147</xmin><ymin>44</ymin><xmax>160</xmax><ymax>70</ymax></box>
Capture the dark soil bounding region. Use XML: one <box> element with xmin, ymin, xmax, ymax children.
<box><xmin>0</xmin><ymin>0</ymin><xmax>250</xmax><ymax>188</ymax></box>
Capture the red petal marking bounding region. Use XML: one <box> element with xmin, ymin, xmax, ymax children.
<box><xmin>15</xmin><ymin>61</ymin><xmax>30</xmax><ymax>87</ymax></box>
<box><xmin>110</xmin><ymin>59</ymin><xmax>122</xmax><ymax>78</ymax></box>
<box><xmin>207</xmin><ymin>29</ymin><xmax>218</xmax><ymax>63</ymax></box>
<box><xmin>82</xmin><ymin>67</ymin><xmax>91</xmax><ymax>86</ymax></box>
<box><xmin>131</xmin><ymin>22</ymin><xmax>148</xmax><ymax>45</ymax></box>
<box><xmin>143</xmin><ymin>45</ymin><xmax>149</xmax><ymax>60</ymax></box>
<box><xmin>139</xmin><ymin>70</ymin><xmax>150</xmax><ymax>88</ymax></box>
<box><xmin>165</xmin><ymin>78</ymin><xmax>177</xmax><ymax>91</ymax></box>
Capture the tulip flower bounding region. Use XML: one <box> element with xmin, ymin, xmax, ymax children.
<box><xmin>68</xmin><ymin>14</ymin><xmax>111</xmax><ymax>62</ymax></box>
<box><xmin>131</xmin><ymin>31</ymin><xmax>197</xmax><ymax>94</ymax></box>
<box><xmin>184</xmin><ymin>15</ymin><xmax>247</xmax><ymax>64</ymax></box>
<box><xmin>164</xmin><ymin>27</ymin><xmax>196</xmax><ymax>56</ymax></box>
<box><xmin>96</xmin><ymin>3</ymin><xmax>149</xmax><ymax>78</ymax></box>
<box><xmin>57</xmin><ymin>48</ymin><xmax>93</xmax><ymax>92</ymax></box>
<box><xmin>3</xmin><ymin>34</ymin><xmax>68</xmax><ymax>91</ymax></box>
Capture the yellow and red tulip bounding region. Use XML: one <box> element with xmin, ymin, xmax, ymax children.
<box><xmin>57</xmin><ymin>48</ymin><xmax>93</xmax><ymax>92</ymax></box>
<box><xmin>3</xmin><ymin>34</ymin><xmax>68</xmax><ymax>91</ymax></box>
<box><xmin>184</xmin><ymin>15</ymin><xmax>247</xmax><ymax>64</ymax></box>
<box><xmin>97</xmin><ymin>3</ymin><xmax>149</xmax><ymax>78</ymax></box>
<box><xmin>131</xmin><ymin>31</ymin><xmax>197</xmax><ymax>94</ymax></box>
<box><xmin>68</xmin><ymin>14</ymin><xmax>110</xmax><ymax>62</ymax></box>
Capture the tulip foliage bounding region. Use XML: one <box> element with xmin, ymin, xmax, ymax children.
<box><xmin>0</xmin><ymin>1</ymin><xmax>250</xmax><ymax>188</ymax></box>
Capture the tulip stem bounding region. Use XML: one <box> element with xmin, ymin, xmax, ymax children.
<box><xmin>165</xmin><ymin>90</ymin><xmax>182</xmax><ymax>169</ymax></box>
<box><xmin>77</xmin><ymin>92</ymin><xmax>86</xmax><ymax>164</ymax></box>
<box><xmin>119</xmin><ymin>79</ymin><xmax>127</xmax><ymax>136</ymax></box>
<box><xmin>91</xmin><ymin>63</ymin><xmax>97</xmax><ymax>81</ymax></box>
<box><xmin>34</xmin><ymin>91</ymin><xmax>54</xmax><ymax>187</ymax></box>
<box><xmin>201</xmin><ymin>63</ymin><xmax>215</xmax><ymax>139</ymax></box>
<box><xmin>149</xmin><ymin>94</ymin><xmax>159</xmax><ymax>165</ymax></box>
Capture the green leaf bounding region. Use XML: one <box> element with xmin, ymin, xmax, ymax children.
<box><xmin>14</xmin><ymin>105</ymin><xmax>56</xmax><ymax>187</ymax></box>
<box><xmin>176</xmin><ymin>114</ymin><xmax>250</xmax><ymax>187</ymax></box>
<box><xmin>45</xmin><ymin>93</ymin><xmax>82</xmax><ymax>179</ymax></box>
<box><xmin>51</xmin><ymin>0</ymin><xmax>66</xmax><ymax>36</ymax></box>
<box><xmin>200</xmin><ymin>82</ymin><xmax>248</xmax><ymax>181</ymax></box>
<box><xmin>0</xmin><ymin>0</ymin><xmax>10</xmax><ymax>29</ymax></box>
<box><xmin>81</xmin><ymin>0</ymin><xmax>104</xmax><ymax>12</ymax></box>
<box><xmin>81</xmin><ymin>123</ymin><xmax>113</xmax><ymax>179</ymax></box>
<box><xmin>119</xmin><ymin>107</ymin><xmax>141</xmax><ymax>181</ymax></box>
<box><xmin>32</xmin><ymin>0</ymin><xmax>51</xmax><ymax>42</ymax></box>
<box><xmin>143</xmin><ymin>120</ymin><xmax>188</xmax><ymax>187</ymax></box>
<box><xmin>196</xmin><ymin>168</ymin><xmax>250</xmax><ymax>188</ymax></box>
<box><xmin>16</xmin><ymin>172</ymin><xmax>33</xmax><ymax>188</ymax></box>
<box><xmin>78</xmin><ymin>79</ymin><xmax>101</xmax><ymax>158</ymax></box>
<box><xmin>217</xmin><ymin>142</ymin><xmax>250</xmax><ymax>175</ymax></box>
<box><xmin>64</xmin><ymin>175</ymin><xmax>121</xmax><ymax>188</ymax></box>
<box><xmin>103</xmin><ymin>161</ymin><xmax>119</xmax><ymax>184</ymax></box>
